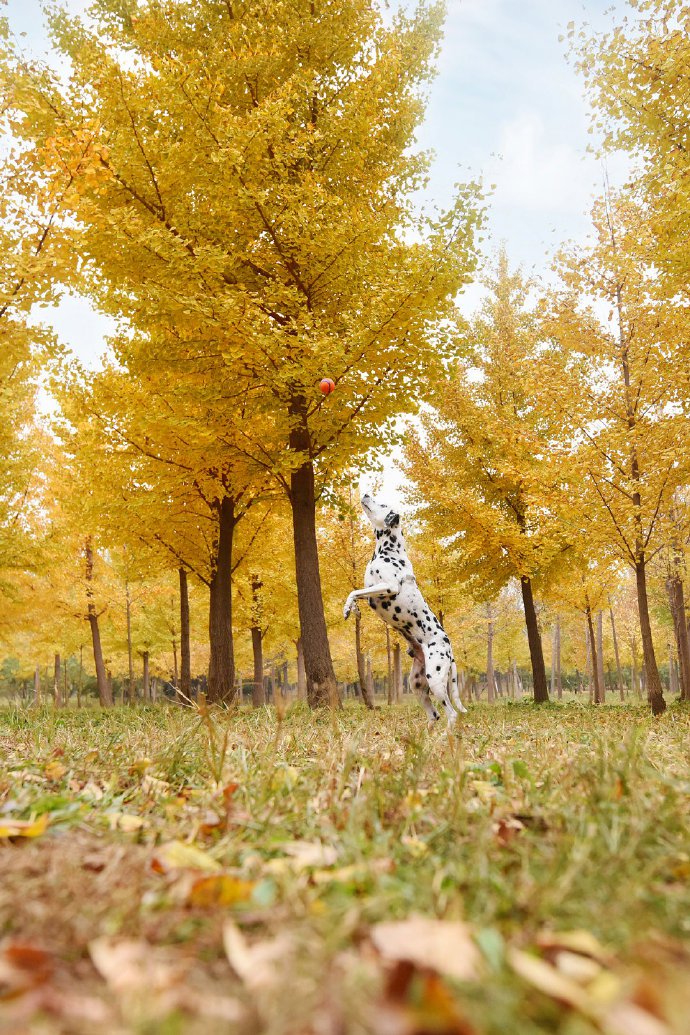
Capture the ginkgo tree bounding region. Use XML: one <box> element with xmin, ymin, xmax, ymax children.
<box><xmin>5</xmin><ymin>0</ymin><xmax>482</xmax><ymax>708</ymax></box>
<box><xmin>543</xmin><ymin>194</ymin><xmax>690</xmax><ymax>715</ymax></box>
<box><xmin>404</xmin><ymin>253</ymin><xmax>566</xmax><ymax>703</ymax></box>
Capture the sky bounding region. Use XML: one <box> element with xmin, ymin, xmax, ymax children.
<box><xmin>5</xmin><ymin>0</ymin><xmax>629</xmax><ymax>499</ymax></box>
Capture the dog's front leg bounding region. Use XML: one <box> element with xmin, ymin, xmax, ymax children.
<box><xmin>343</xmin><ymin>582</ymin><xmax>396</xmax><ymax>620</ymax></box>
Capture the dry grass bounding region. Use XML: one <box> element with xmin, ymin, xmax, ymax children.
<box><xmin>0</xmin><ymin>698</ymin><xmax>689</xmax><ymax>1034</ymax></box>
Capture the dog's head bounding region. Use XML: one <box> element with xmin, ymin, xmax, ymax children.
<box><xmin>361</xmin><ymin>494</ymin><xmax>401</xmax><ymax>537</ymax></box>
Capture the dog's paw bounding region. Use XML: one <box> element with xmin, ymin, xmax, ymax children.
<box><xmin>343</xmin><ymin>597</ymin><xmax>359</xmax><ymax>620</ymax></box>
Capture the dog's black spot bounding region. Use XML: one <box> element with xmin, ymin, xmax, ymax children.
<box><xmin>368</xmin><ymin>600</ymin><xmax>376</xmax><ymax>610</ymax></box>
<box><xmin>394</xmin><ymin>606</ymin><xmax>401</xmax><ymax>613</ymax></box>
<box><xmin>436</xmin><ymin>665</ymin><xmax>441</xmax><ymax>672</ymax></box>
<box><xmin>381</xmin><ymin>601</ymin><xmax>390</xmax><ymax>610</ymax></box>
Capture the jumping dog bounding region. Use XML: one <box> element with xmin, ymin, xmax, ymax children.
<box><xmin>343</xmin><ymin>494</ymin><xmax>467</xmax><ymax>725</ymax></box>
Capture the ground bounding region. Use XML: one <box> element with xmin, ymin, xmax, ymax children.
<box><xmin>0</xmin><ymin>699</ymin><xmax>689</xmax><ymax>1034</ymax></box>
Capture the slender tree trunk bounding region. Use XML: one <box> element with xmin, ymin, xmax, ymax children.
<box><xmin>364</xmin><ymin>654</ymin><xmax>374</xmax><ymax>712</ymax></box>
<box><xmin>179</xmin><ymin>567</ymin><xmax>191</xmax><ymax>705</ymax></box>
<box><xmin>208</xmin><ymin>495</ymin><xmax>237</xmax><ymax>704</ymax></box>
<box><xmin>393</xmin><ymin>641</ymin><xmax>403</xmax><ymax>702</ymax></box>
<box><xmin>635</xmin><ymin>557</ymin><xmax>666</xmax><ymax>715</ymax></box>
<box><xmin>296</xmin><ymin>638</ymin><xmax>306</xmax><ymax>700</ymax></box>
<box><xmin>666</xmin><ymin>565</ymin><xmax>690</xmax><ymax>702</ymax></box>
<box><xmin>33</xmin><ymin>664</ymin><xmax>40</xmax><ymax>706</ymax></box>
<box><xmin>486</xmin><ymin>604</ymin><xmax>495</xmax><ymax>703</ymax></box>
<box><xmin>125</xmin><ymin>583</ymin><xmax>135</xmax><ymax>705</ymax></box>
<box><xmin>520</xmin><ymin>576</ymin><xmax>548</xmax><ymax>702</ymax></box>
<box><xmin>354</xmin><ymin>610</ymin><xmax>374</xmax><ymax>709</ymax></box>
<box><xmin>53</xmin><ymin>653</ymin><xmax>61</xmax><ymax>708</ymax></box>
<box><xmin>142</xmin><ymin>651</ymin><xmax>150</xmax><ymax>701</ymax></box>
<box><xmin>585</xmin><ymin>622</ymin><xmax>593</xmax><ymax>701</ymax></box>
<box><xmin>251</xmin><ymin>626</ymin><xmax>265</xmax><ymax>708</ymax></box>
<box><xmin>586</xmin><ymin>606</ymin><xmax>603</xmax><ymax>704</ymax></box>
<box><xmin>288</xmin><ymin>399</ymin><xmax>339</xmax><ymax>708</ymax></box>
<box><xmin>77</xmin><ymin>646</ymin><xmax>83</xmax><ymax>709</ymax></box>
<box><xmin>386</xmin><ymin>627</ymin><xmax>393</xmax><ymax>705</ymax></box>
<box><xmin>609</xmin><ymin>600</ymin><xmax>625</xmax><ymax>701</ymax></box>
<box><xmin>85</xmin><ymin>539</ymin><xmax>112</xmax><ymax>707</ymax></box>
<box><xmin>596</xmin><ymin>610</ymin><xmax>606</xmax><ymax>703</ymax></box>
<box><xmin>553</xmin><ymin>616</ymin><xmax>562</xmax><ymax>700</ymax></box>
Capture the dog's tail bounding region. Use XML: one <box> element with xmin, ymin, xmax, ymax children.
<box><xmin>449</xmin><ymin>659</ymin><xmax>468</xmax><ymax>714</ymax></box>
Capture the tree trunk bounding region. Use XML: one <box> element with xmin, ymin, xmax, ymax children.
<box><xmin>77</xmin><ymin>646</ymin><xmax>83</xmax><ymax>709</ymax></box>
<box><xmin>486</xmin><ymin>604</ymin><xmax>496</xmax><ymax>703</ymax></box>
<box><xmin>585</xmin><ymin>622</ymin><xmax>593</xmax><ymax>701</ymax></box>
<box><xmin>53</xmin><ymin>653</ymin><xmax>61</xmax><ymax>708</ymax></box>
<box><xmin>666</xmin><ymin>565</ymin><xmax>690</xmax><ymax>702</ymax></box>
<box><xmin>586</xmin><ymin>606</ymin><xmax>603</xmax><ymax>704</ymax></box>
<box><xmin>179</xmin><ymin>567</ymin><xmax>191</xmax><ymax>705</ymax></box>
<box><xmin>296</xmin><ymin>638</ymin><xmax>306</xmax><ymax>700</ymax></box>
<box><xmin>596</xmin><ymin>610</ymin><xmax>606</xmax><ymax>703</ymax></box>
<box><xmin>288</xmin><ymin>402</ymin><xmax>339</xmax><ymax>709</ymax></box>
<box><xmin>609</xmin><ymin>600</ymin><xmax>626</xmax><ymax>701</ymax></box>
<box><xmin>125</xmin><ymin>583</ymin><xmax>134</xmax><ymax>704</ymax></box>
<box><xmin>520</xmin><ymin>576</ymin><xmax>548</xmax><ymax>702</ymax></box>
<box><xmin>85</xmin><ymin>539</ymin><xmax>112</xmax><ymax>707</ymax></box>
<box><xmin>33</xmin><ymin>664</ymin><xmax>40</xmax><ymax>706</ymax></box>
<box><xmin>393</xmin><ymin>641</ymin><xmax>403</xmax><ymax>702</ymax></box>
<box><xmin>251</xmin><ymin>626</ymin><xmax>265</xmax><ymax>708</ymax></box>
<box><xmin>551</xmin><ymin>616</ymin><xmax>562</xmax><ymax>700</ymax></box>
<box><xmin>386</xmin><ymin>626</ymin><xmax>393</xmax><ymax>705</ymax></box>
<box><xmin>354</xmin><ymin>610</ymin><xmax>374</xmax><ymax>709</ymax></box>
<box><xmin>635</xmin><ymin>557</ymin><xmax>666</xmax><ymax>715</ymax></box>
<box><xmin>208</xmin><ymin>495</ymin><xmax>237</xmax><ymax>704</ymax></box>
<box><xmin>142</xmin><ymin>651</ymin><xmax>150</xmax><ymax>700</ymax></box>
<box><xmin>366</xmin><ymin>654</ymin><xmax>375</xmax><ymax>707</ymax></box>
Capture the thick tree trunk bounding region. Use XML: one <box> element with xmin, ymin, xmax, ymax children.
<box><xmin>486</xmin><ymin>604</ymin><xmax>496</xmax><ymax>703</ymax></box>
<box><xmin>53</xmin><ymin>653</ymin><xmax>61</xmax><ymax>708</ymax></box>
<box><xmin>586</xmin><ymin>607</ymin><xmax>603</xmax><ymax>704</ymax></box>
<box><xmin>142</xmin><ymin>651</ymin><xmax>150</xmax><ymax>701</ymax></box>
<box><xmin>666</xmin><ymin>566</ymin><xmax>690</xmax><ymax>702</ymax></box>
<box><xmin>609</xmin><ymin>601</ymin><xmax>626</xmax><ymax>701</ymax></box>
<box><xmin>635</xmin><ymin>557</ymin><xmax>666</xmax><ymax>715</ymax></box>
<box><xmin>520</xmin><ymin>576</ymin><xmax>548</xmax><ymax>703</ymax></box>
<box><xmin>208</xmin><ymin>495</ymin><xmax>237</xmax><ymax>704</ymax></box>
<box><xmin>179</xmin><ymin>567</ymin><xmax>191</xmax><ymax>705</ymax></box>
<box><xmin>296</xmin><ymin>638</ymin><xmax>306</xmax><ymax>700</ymax></box>
<box><xmin>251</xmin><ymin>626</ymin><xmax>265</xmax><ymax>708</ymax></box>
<box><xmin>288</xmin><ymin>425</ymin><xmax>339</xmax><ymax>708</ymax></box>
<box><xmin>596</xmin><ymin>610</ymin><xmax>606</xmax><ymax>703</ymax></box>
<box><xmin>85</xmin><ymin>539</ymin><xmax>112</xmax><ymax>707</ymax></box>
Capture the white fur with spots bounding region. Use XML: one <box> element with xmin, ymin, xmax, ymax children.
<box><xmin>343</xmin><ymin>495</ymin><xmax>467</xmax><ymax>725</ymax></box>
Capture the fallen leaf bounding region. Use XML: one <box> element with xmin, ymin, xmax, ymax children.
<box><xmin>0</xmin><ymin>814</ymin><xmax>50</xmax><ymax>840</ymax></box>
<box><xmin>553</xmin><ymin>950</ymin><xmax>602</xmax><ymax>984</ymax></box>
<box><xmin>89</xmin><ymin>937</ymin><xmax>186</xmax><ymax>995</ymax></box>
<box><xmin>187</xmin><ymin>874</ymin><xmax>254</xmax><ymax>907</ymax></box>
<box><xmin>110</xmin><ymin>813</ymin><xmax>146</xmax><ymax>833</ymax></box>
<box><xmin>0</xmin><ymin>942</ymin><xmax>54</xmax><ymax>998</ymax></box>
<box><xmin>536</xmin><ymin>929</ymin><xmax>612</xmax><ymax>965</ymax></box>
<box><xmin>508</xmin><ymin>948</ymin><xmax>590</xmax><ymax>1011</ymax></box>
<box><xmin>279</xmin><ymin>840</ymin><xmax>337</xmax><ymax>869</ymax></box>
<box><xmin>44</xmin><ymin>760</ymin><xmax>67</xmax><ymax>782</ymax></box>
<box><xmin>151</xmin><ymin>840</ymin><xmax>221</xmax><ymax>874</ymax></box>
<box><xmin>141</xmin><ymin>774</ymin><xmax>170</xmax><ymax>797</ymax></box>
<box><xmin>371</xmin><ymin>917</ymin><xmax>481</xmax><ymax>982</ymax></box>
<box><xmin>223</xmin><ymin>922</ymin><xmax>294</xmax><ymax>990</ymax></box>
<box><xmin>604</xmin><ymin>1001</ymin><xmax>671</xmax><ymax>1035</ymax></box>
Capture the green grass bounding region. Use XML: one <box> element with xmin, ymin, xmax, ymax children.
<box><xmin>0</xmin><ymin>699</ymin><xmax>689</xmax><ymax>1033</ymax></box>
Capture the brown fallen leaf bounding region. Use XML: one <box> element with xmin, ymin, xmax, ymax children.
<box><xmin>604</xmin><ymin>1001</ymin><xmax>671</xmax><ymax>1035</ymax></box>
<box><xmin>536</xmin><ymin>929</ymin><xmax>612</xmax><ymax>966</ymax></box>
<box><xmin>371</xmin><ymin>917</ymin><xmax>481</xmax><ymax>983</ymax></box>
<box><xmin>44</xmin><ymin>760</ymin><xmax>67</xmax><ymax>782</ymax></box>
<box><xmin>0</xmin><ymin>814</ymin><xmax>49</xmax><ymax>840</ymax></box>
<box><xmin>375</xmin><ymin>960</ymin><xmax>477</xmax><ymax>1035</ymax></box>
<box><xmin>151</xmin><ymin>839</ymin><xmax>221</xmax><ymax>874</ymax></box>
<box><xmin>89</xmin><ymin>937</ymin><xmax>187</xmax><ymax>995</ymax></box>
<box><xmin>0</xmin><ymin>941</ymin><xmax>54</xmax><ymax>999</ymax></box>
<box><xmin>187</xmin><ymin>874</ymin><xmax>254</xmax><ymax>907</ymax></box>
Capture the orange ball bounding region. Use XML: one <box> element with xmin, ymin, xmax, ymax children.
<box><xmin>320</xmin><ymin>377</ymin><xmax>336</xmax><ymax>395</ymax></box>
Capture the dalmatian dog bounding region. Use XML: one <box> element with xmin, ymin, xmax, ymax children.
<box><xmin>343</xmin><ymin>494</ymin><xmax>467</xmax><ymax>726</ymax></box>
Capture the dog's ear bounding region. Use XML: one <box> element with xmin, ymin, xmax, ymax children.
<box><xmin>384</xmin><ymin>510</ymin><xmax>400</xmax><ymax>529</ymax></box>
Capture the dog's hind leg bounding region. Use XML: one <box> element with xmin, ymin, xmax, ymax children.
<box><xmin>423</xmin><ymin>651</ymin><xmax>457</xmax><ymax>727</ymax></box>
<box><xmin>410</xmin><ymin>654</ymin><xmax>440</xmax><ymax>722</ymax></box>
<box><xmin>449</xmin><ymin>659</ymin><xmax>468</xmax><ymax>715</ymax></box>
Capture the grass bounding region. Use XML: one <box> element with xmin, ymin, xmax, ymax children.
<box><xmin>0</xmin><ymin>698</ymin><xmax>689</xmax><ymax>1034</ymax></box>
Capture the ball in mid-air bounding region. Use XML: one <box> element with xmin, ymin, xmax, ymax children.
<box><xmin>320</xmin><ymin>377</ymin><xmax>336</xmax><ymax>395</ymax></box>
